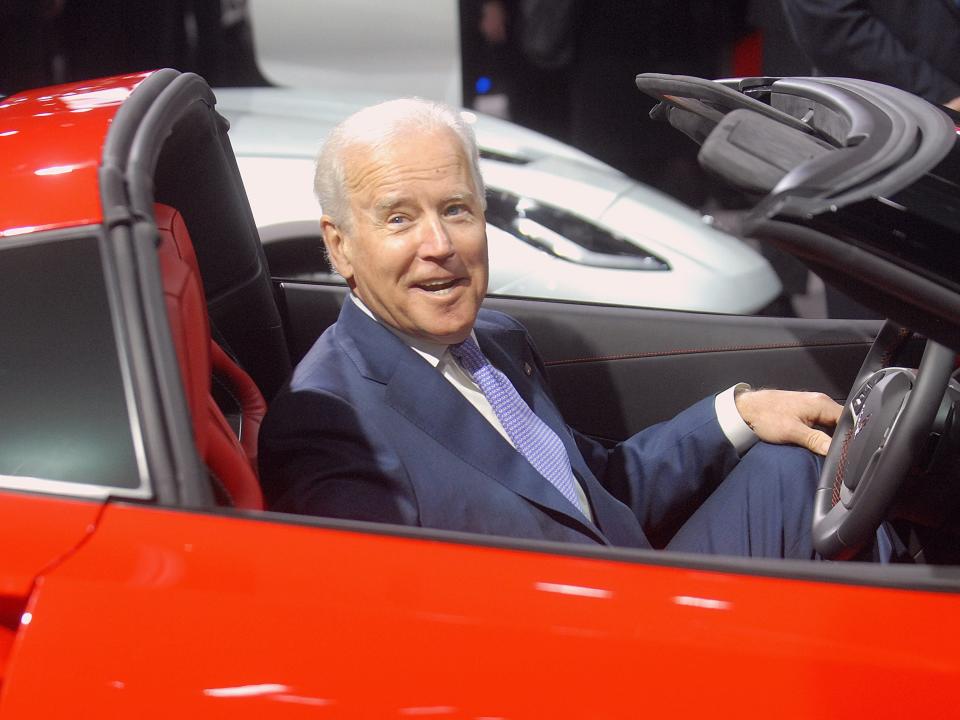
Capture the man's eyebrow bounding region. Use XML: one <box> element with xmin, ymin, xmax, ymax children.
<box><xmin>373</xmin><ymin>195</ymin><xmax>409</xmax><ymax>214</ymax></box>
<box><xmin>373</xmin><ymin>190</ymin><xmax>477</xmax><ymax>214</ymax></box>
<box><xmin>446</xmin><ymin>191</ymin><xmax>475</xmax><ymax>204</ymax></box>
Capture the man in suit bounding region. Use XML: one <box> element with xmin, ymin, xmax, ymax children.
<box><xmin>259</xmin><ymin>98</ymin><xmax>842</xmax><ymax>557</ymax></box>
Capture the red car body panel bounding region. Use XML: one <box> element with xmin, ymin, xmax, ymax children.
<box><xmin>1</xmin><ymin>70</ymin><xmax>959</xmax><ymax>716</ymax></box>
<box><xmin>0</xmin><ymin>73</ymin><xmax>148</xmax><ymax>238</ymax></box>
<box><xmin>0</xmin><ymin>501</ymin><xmax>957</xmax><ymax>718</ymax></box>
<box><xmin>0</xmin><ymin>494</ymin><xmax>103</xmax><ymax>600</ymax></box>
<box><xmin>0</xmin><ymin>494</ymin><xmax>104</xmax><ymax>691</ymax></box>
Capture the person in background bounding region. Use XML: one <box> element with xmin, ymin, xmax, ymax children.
<box><xmin>461</xmin><ymin>1</ymin><xmax>749</xmax><ymax>207</ymax></box>
<box><xmin>781</xmin><ymin>0</ymin><xmax>960</xmax><ymax>110</ymax></box>
<box><xmin>58</xmin><ymin>0</ymin><xmax>267</xmax><ymax>86</ymax></box>
<box><xmin>778</xmin><ymin>0</ymin><xmax>960</xmax><ymax>317</ymax></box>
<box><xmin>459</xmin><ymin>0</ymin><xmax>572</xmax><ymax>141</ymax></box>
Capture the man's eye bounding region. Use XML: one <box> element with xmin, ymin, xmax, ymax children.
<box><xmin>444</xmin><ymin>204</ymin><xmax>467</xmax><ymax>217</ymax></box>
<box><xmin>387</xmin><ymin>215</ymin><xmax>407</xmax><ymax>225</ymax></box>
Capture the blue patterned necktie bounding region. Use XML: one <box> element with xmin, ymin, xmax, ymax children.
<box><xmin>450</xmin><ymin>337</ymin><xmax>584</xmax><ymax>515</ymax></box>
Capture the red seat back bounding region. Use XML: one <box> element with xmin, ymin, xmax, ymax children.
<box><xmin>155</xmin><ymin>203</ymin><xmax>265</xmax><ymax>510</ymax></box>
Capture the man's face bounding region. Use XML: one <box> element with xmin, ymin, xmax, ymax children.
<box><xmin>323</xmin><ymin>126</ymin><xmax>488</xmax><ymax>345</ymax></box>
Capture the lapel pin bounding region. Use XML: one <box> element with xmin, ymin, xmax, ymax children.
<box><xmin>523</xmin><ymin>361</ymin><xmax>533</xmax><ymax>376</ymax></box>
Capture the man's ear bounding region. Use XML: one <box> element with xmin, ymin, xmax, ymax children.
<box><xmin>321</xmin><ymin>215</ymin><xmax>354</xmax><ymax>282</ymax></box>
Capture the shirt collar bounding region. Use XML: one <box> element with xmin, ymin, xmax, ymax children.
<box><xmin>350</xmin><ymin>293</ymin><xmax>474</xmax><ymax>368</ymax></box>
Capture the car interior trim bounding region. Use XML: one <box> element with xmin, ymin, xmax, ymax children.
<box><xmin>636</xmin><ymin>73</ymin><xmax>814</xmax><ymax>134</ymax></box>
<box><xmin>767</xmin><ymin>79</ymin><xmax>898</xmax><ymax>196</ymax></box>
<box><xmin>761</xmin><ymin>78</ymin><xmax>956</xmax><ymax>218</ymax></box>
<box><xmin>640</xmin><ymin>74</ymin><xmax>956</xmax><ymax>225</ymax></box>
<box><xmin>749</xmin><ymin>218</ymin><xmax>960</xmax><ymax>349</ymax></box>
<box><xmin>540</xmin><ymin>337</ymin><xmax>873</xmax><ymax>368</ymax></box>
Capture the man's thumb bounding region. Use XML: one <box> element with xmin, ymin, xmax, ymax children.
<box><xmin>807</xmin><ymin>429</ymin><xmax>832</xmax><ymax>456</ymax></box>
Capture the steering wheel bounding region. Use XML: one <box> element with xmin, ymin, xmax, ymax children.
<box><xmin>813</xmin><ymin>321</ymin><xmax>956</xmax><ymax>560</ymax></box>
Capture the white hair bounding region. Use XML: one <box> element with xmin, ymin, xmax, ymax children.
<box><xmin>314</xmin><ymin>98</ymin><xmax>486</xmax><ymax>232</ymax></box>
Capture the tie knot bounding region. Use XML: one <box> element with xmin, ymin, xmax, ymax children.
<box><xmin>449</xmin><ymin>336</ymin><xmax>487</xmax><ymax>375</ymax></box>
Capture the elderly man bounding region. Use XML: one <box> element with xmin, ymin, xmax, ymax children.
<box><xmin>259</xmin><ymin>98</ymin><xmax>841</xmax><ymax>557</ymax></box>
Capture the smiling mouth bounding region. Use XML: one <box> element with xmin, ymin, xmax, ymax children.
<box><xmin>415</xmin><ymin>278</ymin><xmax>463</xmax><ymax>295</ymax></box>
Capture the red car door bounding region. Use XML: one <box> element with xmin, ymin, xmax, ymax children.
<box><xmin>2</xmin><ymin>501</ymin><xmax>957</xmax><ymax>718</ymax></box>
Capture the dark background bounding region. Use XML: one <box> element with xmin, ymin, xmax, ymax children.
<box><xmin>1</xmin><ymin>0</ymin><xmax>810</xmax><ymax>208</ymax></box>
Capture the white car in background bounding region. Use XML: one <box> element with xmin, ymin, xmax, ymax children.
<box><xmin>217</xmin><ymin>87</ymin><xmax>783</xmax><ymax>313</ymax></box>
<box><xmin>227</xmin><ymin>0</ymin><xmax>782</xmax><ymax>313</ymax></box>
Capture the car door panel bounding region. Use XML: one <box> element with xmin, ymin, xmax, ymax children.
<box><xmin>0</xmin><ymin>493</ymin><xmax>104</xmax><ymax>690</ymax></box>
<box><xmin>275</xmin><ymin>282</ymin><xmax>880</xmax><ymax>440</ymax></box>
<box><xmin>0</xmin><ymin>492</ymin><xmax>103</xmax><ymax>604</ymax></box>
<box><xmin>3</xmin><ymin>501</ymin><xmax>957</xmax><ymax>718</ymax></box>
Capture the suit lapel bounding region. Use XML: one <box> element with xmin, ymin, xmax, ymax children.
<box><xmin>336</xmin><ymin>301</ymin><xmax>608</xmax><ymax>544</ymax></box>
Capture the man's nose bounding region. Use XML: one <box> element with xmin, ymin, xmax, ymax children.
<box><xmin>418</xmin><ymin>215</ymin><xmax>454</xmax><ymax>258</ymax></box>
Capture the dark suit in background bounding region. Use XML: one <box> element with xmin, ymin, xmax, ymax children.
<box><xmin>781</xmin><ymin>0</ymin><xmax>960</xmax><ymax>105</ymax></box>
<box><xmin>779</xmin><ymin>0</ymin><xmax>960</xmax><ymax>318</ymax></box>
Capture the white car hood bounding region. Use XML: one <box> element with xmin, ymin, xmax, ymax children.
<box><xmin>216</xmin><ymin>87</ymin><xmax>611</xmax><ymax>169</ymax></box>
<box><xmin>216</xmin><ymin>87</ymin><xmax>781</xmax><ymax>314</ymax></box>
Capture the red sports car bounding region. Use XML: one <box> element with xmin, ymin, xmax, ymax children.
<box><xmin>0</xmin><ymin>69</ymin><xmax>957</xmax><ymax>717</ymax></box>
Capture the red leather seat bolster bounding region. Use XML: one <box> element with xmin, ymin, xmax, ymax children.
<box><xmin>157</xmin><ymin>235</ymin><xmax>210</xmax><ymax>456</ymax></box>
<box><xmin>155</xmin><ymin>202</ymin><xmax>265</xmax><ymax>510</ymax></box>
<box><xmin>206</xmin><ymin>396</ymin><xmax>265</xmax><ymax>510</ymax></box>
<box><xmin>155</xmin><ymin>203</ymin><xmax>202</xmax><ymax>277</ymax></box>
<box><xmin>210</xmin><ymin>340</ymin><xmax>266</xmax><ymax>476</ymax></box>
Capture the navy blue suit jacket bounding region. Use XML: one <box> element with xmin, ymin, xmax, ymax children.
<box><xmin>259</xmin><ymin>300</ymin><xmax>740</xmax><ymax>547</ymax></box>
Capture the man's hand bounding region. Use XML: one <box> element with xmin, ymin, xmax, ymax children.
<box><xmin>735</xmin><ymin>389</ymin><xmax>843</xmax><ymax>456</ymax></box>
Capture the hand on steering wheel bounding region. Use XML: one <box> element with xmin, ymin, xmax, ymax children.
<box><xmin>813</xmin><ymin>321</ymin><xmax>955</xmax><ymax>560</ymax></box>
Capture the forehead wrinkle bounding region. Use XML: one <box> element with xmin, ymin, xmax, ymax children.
<box><xmin>344</xmin><ymin>127</ymin><xmax>475</xmax><ymax>194</ymax></box>
<box><xmin>342</xmin><ymin>147</ymin><xmax>391</xmax><ymax>198</ymax></box>
<box><xmin>350</xmin><ymin>154</ymin><xmax>477</xmax><ymax>212</ymax></box>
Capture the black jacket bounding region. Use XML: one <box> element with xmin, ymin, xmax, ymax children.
<box><xmin>782</xmin><ymin>0</ymin><xmax>960</xmax><ymax>104</ymax></box>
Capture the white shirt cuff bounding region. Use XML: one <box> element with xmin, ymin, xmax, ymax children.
<box><xmin>715</xmin><ymin>383</ymin><xmax>758</xmax><ymax>456</ymax></box>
